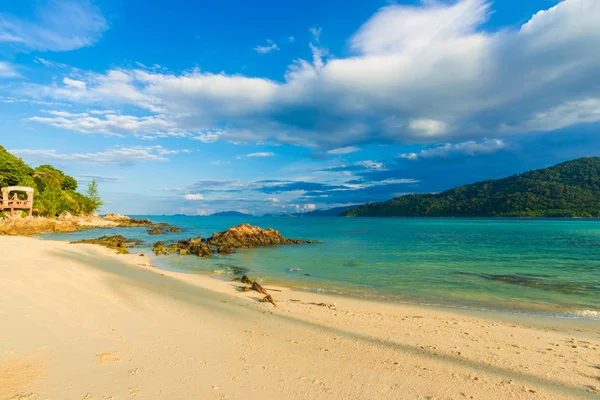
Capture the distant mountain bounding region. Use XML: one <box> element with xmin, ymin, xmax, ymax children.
<box><xmin>262</xmin><ymin>206</ymin><xmax>356</xmax><ymax>217</ymax></box>
<box><xmin>299</xmin><ymin>205</ymin><xmax>357</xmax><ymax>217</ymax></box>
<box><xmin>210</xmin><ymin>211</ymin><xmax>253</xmax><ymax>217</ymax></box>
<box><xmin>342</xmin><ymin>157</ymin><xmax>600</xmax><ymax>218</ymax></box>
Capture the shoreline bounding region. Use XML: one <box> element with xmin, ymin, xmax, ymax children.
<box><xmin>39</xmin><ymin>229</ymin><xmax>600</xmax><ymax>324</ymax></box>
<box><xmin>2</xmin><ymin>235</ymin><xmax>599</xmax><ymax>399</ymax></box>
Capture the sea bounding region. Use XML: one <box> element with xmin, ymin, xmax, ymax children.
<box><xmin>41</xmin><ymin>216</ymin><xmax>600</xmax><ymax>320</ymax></box>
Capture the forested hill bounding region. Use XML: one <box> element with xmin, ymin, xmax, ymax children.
<box><xmin>0</xmin><ymin>145</ymin><xmax>100</xmax><ymax>217</ymax></box>
<box><xmin>342</xmin><ymin>157</ymin><xmax>600</xmax><ymax>218</ymax></box>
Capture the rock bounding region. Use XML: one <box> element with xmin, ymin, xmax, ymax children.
<box><xmin>241</xmin><ymin>275</ymin><xmax>252</xmax><ymax>284</ymax></box>
<box><xmin>207</xmin><ymin>223</ymin><xmax>307</xmax><ymax>248</ymax></box>
<box><xmin>153</xmin><ymin>236</ymin><xmax>212</xmax><ymax>257</ymax></box>
<box><xmin>103</xmin><ymin>213</ymin><xmax>130</xmax><ymax>222</ymax></box>
<box><xmin>72</xmin><ymin>235</ymin><xmax>141</xmax><ymax>254</ymax></box>
<box><xmin>262</xmin><ymin>294</ymin><xmax>277</xmax><ymax>307</ymax></box>
<box><xmin>152</xmin><ymin>241</ymin><xmax>168</xmax><ymax>256</ymax></box>
<box><xmin>218</xmin><ymin>244</ymin><xmax>235</xmax><ymax>254</ymax></box>
<box><xmin>0</xmin><ymin>217</ymin><xmax>78</xmax><ymax>236</ymax></box>
<box><xmin>58</xmin><ymin>211</ymin><xmax>74</xmax><ymax>220</ymax></box>
<box><xmin>166</xmin><ymin>227</ymin><xmax>182</xmax><ymax>233</ymax></box>
<box><xmin>148</xmin><ymin>226</ymin><xmax>164</xmax><ymax>235</ymax></box>
<box><xmin>251</xmin><ymin>281</ymin><xmax>268</xmax><ymax>295</ymax></box>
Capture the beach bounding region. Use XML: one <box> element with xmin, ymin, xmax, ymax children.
<box><xmin>1</xmin><ymin>236</ymin><xmax>599</xmax><ymax>399</ymax></box>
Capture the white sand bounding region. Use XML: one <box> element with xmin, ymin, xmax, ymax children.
<box><xmin>1</xmin><ymin>236</ymin><xmax>599</xmax><ymax>399</ymax></box>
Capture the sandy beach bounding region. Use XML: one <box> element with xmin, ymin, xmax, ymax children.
<box><xmin>1</xmin><ymin>236</ymin><xmax>599</xmax><ymax>400</ymax></box>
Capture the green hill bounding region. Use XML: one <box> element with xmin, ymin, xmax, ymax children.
<box><xmin>342</xmin><ymin>157</ymin><xmax>600</xmax><ymax>218</ymax></box>
<box><xmin>0</xmin><ymin>145</ymin><xmax>100</xmax><ymax>217</ymax></box>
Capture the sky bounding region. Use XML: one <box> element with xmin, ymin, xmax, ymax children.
<box><xmin>1</xmin><ymin>0</ymin><xmax>599</xmax><ymax>215</ymax></box>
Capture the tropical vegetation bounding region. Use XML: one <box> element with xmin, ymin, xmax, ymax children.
<box><xmin>0</xmin><ymin>145</ymin><xmax>101</xmax><ymax>217</ymax></box>
<box><xmin>342</xmin><ymin>157</ymin><xmax>600</xmax><ymax>218</ymax></box>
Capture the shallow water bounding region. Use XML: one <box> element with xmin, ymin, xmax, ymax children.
<box><xmin>43</xmin><ymin>216</ymin><xmax>600</xmax><ymax>320</ymax></box>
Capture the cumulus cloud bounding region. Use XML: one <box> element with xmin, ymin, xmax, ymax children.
<box><xmin>10</xmin><ymin>145</ymin><xmax>178</xmax><ymax>166</ymax></box>
<box><xmin>15</xmin><ymin>0</ymin><xmax>600</xmax><ymax>149</ymax></box>
<box><xmin>0</xmin><ymin>0</ymin><xmax>108</xmax><ymax>52</ymax></box>
<box><xmin>399</xmin><ymin>139</ymin><xmax>507</xmax><ymax>160</ymax></box>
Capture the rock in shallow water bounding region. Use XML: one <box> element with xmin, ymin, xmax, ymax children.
<box><xmin>152</xmin><ymin>224</ymin><xmax>311</xmax><ymax>257</ymax></box>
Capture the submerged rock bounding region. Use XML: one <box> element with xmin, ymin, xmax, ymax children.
<box><xmin>148</xmin><ymin>226</ymin><xmax>164</xmax><ymax>235</ymax></box>
<box><xmin>72</xmin><ymin>235</ymin><xmax>142</xmax><ymax>254</ymax></box>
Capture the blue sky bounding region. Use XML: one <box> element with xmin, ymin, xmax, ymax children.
<box><xmin>1</xmin><ymin>0</ymin><xmax>599</xmax><ymax>215</ymax></box>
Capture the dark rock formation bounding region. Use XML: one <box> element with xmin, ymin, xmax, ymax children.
<box><xmin>72</xmin><ymin>235</ymin><xmax>142</xmax><ymax>254</ymax></box>
<box><xmin>151</xmin><ymin>224</ymin><xmax>310</xmax><ymax>257</ymax></box>
<box><xmin>152</xmin><ymin>236</ymin><xmax>212</xmax><ymax>257</ymax></box>
<box><xmin>148</xmin><ymin>226</ymin><xmax>164</xmax><ymax>235</ymax></box>
<box><xmin>166</xmin><ymin>227</ymin><xmax>182</xmax><ymax>233</ymax></box>
<box><xmin>207</xmin><ymin>223</ymin><xmax>307</xmax><ymax>249</ymax></box>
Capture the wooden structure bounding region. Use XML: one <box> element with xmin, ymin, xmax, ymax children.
<box><xmin>1</xmin><ymin>186</ymin><xmax>34</xmax><ymax>217</ymax></box>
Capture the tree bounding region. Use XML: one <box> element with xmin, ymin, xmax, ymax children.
<box><xmin>86</xmin><ymin>179</ymin><xmax>103</xmax><ymax>211</ymax></box>
<box><xmin>61</xmin><ymin>175</ymin><xmax>78</xmax><ymax>191</ymax></box>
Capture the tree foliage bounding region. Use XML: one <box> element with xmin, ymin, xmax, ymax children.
<box><xmin>86</xmin><ymin>179</ymin><xmax>103</xmax><ymax>210</ymax></box>
<box><xmin>342</xmin><ymin>157</ymin><xmax>600</xmax><ymax>218</ymax></box>
<box><xmin>0</xmin><ymin>145</ymin><xmax>100</xmax><ymax>216</ymax></box>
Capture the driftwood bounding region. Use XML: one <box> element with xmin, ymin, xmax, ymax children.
<box><xmin>251</xmin><ymin>281</ymin><xmax>268</xmax><ymax>295</ymax></box>
<box><xmin>262</xmin><ymin>294</ymin><xmax>277</xmax><ymax>307</ymax></box>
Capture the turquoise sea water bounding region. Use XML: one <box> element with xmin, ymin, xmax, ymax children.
<box><xmin>42</xmin><ymin>217</ymin><xmax>600</xmax><ymax>320</ymax></box>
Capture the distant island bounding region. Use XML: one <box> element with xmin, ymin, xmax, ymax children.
<box><xmin>262</xmin><ymin>206</ymin><xmax>356</xmax><ymax>218</ymax></box>
<box><xmin>343</xmin><ymin>157</ymin><xmax>600</xmax><ymax>218</ymax></box>
<box><xmin>209</xmin><ymin>211</ymin><xmax>254</xmax><ymax>217</ymax></box>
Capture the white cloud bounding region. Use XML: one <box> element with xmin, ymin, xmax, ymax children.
<box><xmin>254</xmin><ymin>40</ymin><xmax>280</xmax><ymax>54</ymax></box>
<box><xmin>14</xmin><ymin>0</ymin><xmax>600</xmax><ymax>149</ymax></box>
<box><xmin>399</xmin><ymin>139</ymin><xmax>507</xmax><ymax>160</ymax></box>
<box><xmin>63</xmin><ymin>77</ymin><xmax>86</xmax><ymax>89</ymax></box>
<box><xmin>294</xmin><ymin>203</ymin><xmax>316</xmax><ymax>212</ymax></box>
<box><xmin>266</xmin><ymin>197</ymin><xmax>280</xmax><ymax>203</ymax></box>
<box><xmin>356</xmin><ymin>160</ymin><xmax>385</xmax><ymax>170</ymax></box>
<box><xmin>327</xmin><ymin>146</ymin><xmax>360</xmax><ymax>155</ymax></box>
<box><xmin>184</xmin><ymin>193</ymin><xmax>204</xmax><ymax>201</ymax></box>
<box><xmin>27</xmin><ymin>110</ymin><xmax>184</xmax><ymax>138</ymax></box>
<box><xmin>247</xmin><ymin>152</ymin><xmax>275</xmax><ymax>157</ymax></box>
<box><xmin>288</xmin><ymin>36</ymin><xmax>295</xmax><ymax>43</ymax></box>
<box><xmin>0</xmin><ymin>0</ymin><xmax>108</xmax><ymax>52</ymax></box>
<box><xmin>309</xmin><ymin>27</ymin><xmax>322</xmax><ymax>42</ymax></box>
<box><xmin>10</xmin><ymin>145</ymin><xmax>178</xmax><ymax>166</ymax></box>
<box><xmin>0</xmin><ymin>61</ymin><xmax>20</xmax><ymax>78</ymax></box>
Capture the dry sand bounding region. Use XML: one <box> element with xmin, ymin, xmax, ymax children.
<box><xmin>1</xmin><ymin>236</ymin><xmax>599</xmax><ymax>400</ymax></box>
